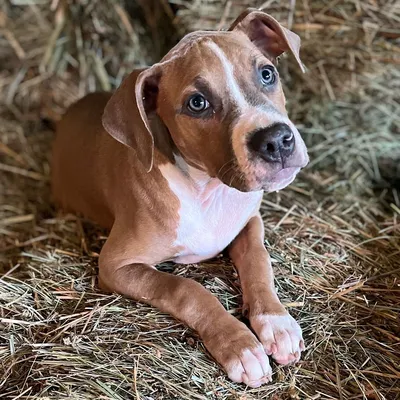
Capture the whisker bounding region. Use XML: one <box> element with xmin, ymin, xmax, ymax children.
<box><xmin>217</xmin><ymin>158</ymin><xmax>236</xmax><ymax>176</ymax></box>
<box><xmin>218</xmin><ymin>159</ymin><xmax>238</xmax><ymax>181</ymax></box>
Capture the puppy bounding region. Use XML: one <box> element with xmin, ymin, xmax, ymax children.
<box><xmin>52</xmin><ymin>8</ymin><xmax>309</xmax><ymax>387</ymax></box>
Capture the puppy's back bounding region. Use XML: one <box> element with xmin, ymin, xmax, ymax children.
<box><xmin>51</xmin><ymin>92</ymin><xmax>115</xmax><ymax>228</ymax></box>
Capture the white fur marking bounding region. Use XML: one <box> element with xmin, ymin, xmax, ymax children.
<box><xmin>252</xmin><ymin>313</ymin><xmax>304</xmax><ymax>364</ymax></box>
<box><xmin>159</xmin><ymin>156</ymin><xmax>262</xmax><ymax>264</ymax></box>
<box><xmin>205</xmin><ymin>41</ymin><xmax>248</xmax><ymax>109</ymax></box>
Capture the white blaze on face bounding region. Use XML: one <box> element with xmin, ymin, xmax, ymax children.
<box><xmin>204</xmin><ymin>41</ymin><xmax>248</xmax><ymax>109</ymax></box>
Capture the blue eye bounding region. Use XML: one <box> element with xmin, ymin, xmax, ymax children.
<box><xmin>260</xmin><ymin>66</ymin><xmax>276</xmax><ymax>86</ymax></box>
<box><xmin>188</xmin><ymin>94</ymin><xmax>210</xmax><ymax>113</ymax></box>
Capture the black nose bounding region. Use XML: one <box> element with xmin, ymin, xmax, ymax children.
<box><xmin>248</xmin><ymin>123</ymin><xmax>295</xmax><ymax>163</ymax></box>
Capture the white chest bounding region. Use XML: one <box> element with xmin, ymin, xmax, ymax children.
<box><xmin>159</xmin><ymin>161</ymin><xmax>263</xmax><ymax>264</ymax></box>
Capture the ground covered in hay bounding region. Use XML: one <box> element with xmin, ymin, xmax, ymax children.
<box><xmin>1</xmin><ymin>1</ymin><xmax>399</xmax><ymax>399</ymax></box>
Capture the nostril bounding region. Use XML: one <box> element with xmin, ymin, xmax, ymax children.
<box><xmin>282</xmin><ymin>131</ymin><xmax>294</xmax><ymax>151</ymax></box>
<box><xmin>266</xmin><ymin>142</ymin><xmax>275</xmax><ymax>153</ymax></box>
<box><xmin>283</xmin><ymin>132</ymin><xmax>294</xmax><ymax>143</ymax></box>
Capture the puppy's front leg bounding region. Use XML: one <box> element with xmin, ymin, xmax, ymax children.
<box><xmin>229</xmin><ymin>214</ymin><xmax>305</xmax><ymax>365</ymax></box>
<box><xmin>99</xmin><ymin>226</ymin><xmax>272</xmax><ymax>387</ymax></box>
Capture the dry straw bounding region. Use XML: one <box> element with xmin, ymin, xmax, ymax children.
<box><xmin>1</xmin><ymin>0</ymin><xmax>399</xmax><ymax>399</ymax></box>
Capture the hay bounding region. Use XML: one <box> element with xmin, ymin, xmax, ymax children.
<box><xmin>1</xmin><ymin>0</ymin><xmax>399</xmax><ymax>399</ymax></box>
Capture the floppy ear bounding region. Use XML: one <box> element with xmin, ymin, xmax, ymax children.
<box><xmin>102</xmin><ymin>65</ymin><xmax>163</xmax><ymax>172</ymax></box>
<box><xmin>229</xmin><ymin>8</ymin><xmax>305</xmax><ymax>72</ymax></box>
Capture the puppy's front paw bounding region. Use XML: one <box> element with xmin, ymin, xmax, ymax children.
<box><xmin>203</xmin><ymin>318</ymin><xmax>272</xmax><ymax>387</ymax></box>
<box><xmin>251</xmin><ymin>313</ymin><xmax>305</xmax><ymax>365</ymax></box>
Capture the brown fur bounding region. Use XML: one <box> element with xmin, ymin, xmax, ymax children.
<box><xmin>52</xmin><ymin>9</ymin><xmax>307</xmax><ymax>387</ymax></box>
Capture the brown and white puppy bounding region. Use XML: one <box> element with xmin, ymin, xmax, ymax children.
<box><xmin>52</xmin><ymin>9</ymin><xmax>309</xmax><ymax>388</ymax></box>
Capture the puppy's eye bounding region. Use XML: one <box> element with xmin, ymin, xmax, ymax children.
<box><xmin>187</xmin><ymin>94</ymin><xmax>210</xmax><ymax>113</ymax></box>
<box><xmin>260</xmin><ymin>66</ymin><xmax>276</xmax><ymax>86</ymax></box>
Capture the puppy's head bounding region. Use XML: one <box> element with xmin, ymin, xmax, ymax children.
<box><xmin>103</xmin><ymin>9</ymin><xmax>309</xmax><ymax>192</ymax></box>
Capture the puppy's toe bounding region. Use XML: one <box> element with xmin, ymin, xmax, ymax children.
<box><xmin>251</xmin><ymin>313</ymin><xmax>304</xmax><ymax>366</ymax></box>
<box><xmin>204</xmin><ymin>319</ymin><xmax>272</xmax><ymax>387</ymax></box>
<box><xmin>226</xmin><ymin>346</ymin><xmax>272</xmax><ymax>387</ymax></box>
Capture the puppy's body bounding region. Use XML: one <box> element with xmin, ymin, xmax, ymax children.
<box><xmin>52</xmin><ymin>9</ymin><xmax>309</xmax><ymax>388</ymax></box>
<box><xmin>53</xmin><ymin>93</ymin><xmax>115</xmax><ymax>228</ymax></box>
<box><xmin>53</xmin><ymin>92</ymin><xmax>262</xmax><ymax>265</ymax></box>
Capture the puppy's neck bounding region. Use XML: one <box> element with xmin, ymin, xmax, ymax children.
<box><xmin>159</xmin><ymin>154</ymin><xmax>263</xmax><ymax>214</ymax></box>
<box><xmin>173</xmin><ymin>154</ymin><xmax>220</xmax><ymax>195</ymax></box>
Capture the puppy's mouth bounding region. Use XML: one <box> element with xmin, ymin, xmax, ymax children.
<box><xmin>217</xmin><ymin>164</ymin><xmax>301</xmax><ymax>193</ymax></box>
<box><xmin>262</xmin><ymin>166</ymin><xmax>300</xmax><ymax>192</ymax></box>
<box><xmin>230</xmin><ymin>156</ymin><xmax>306</xmax><ymax>193</ymax></box>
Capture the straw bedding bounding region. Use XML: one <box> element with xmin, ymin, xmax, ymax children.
<box><xmin>1</xmin><ymin>1</ymin><xmax>399</xmax><ymax>399</ymax></box>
